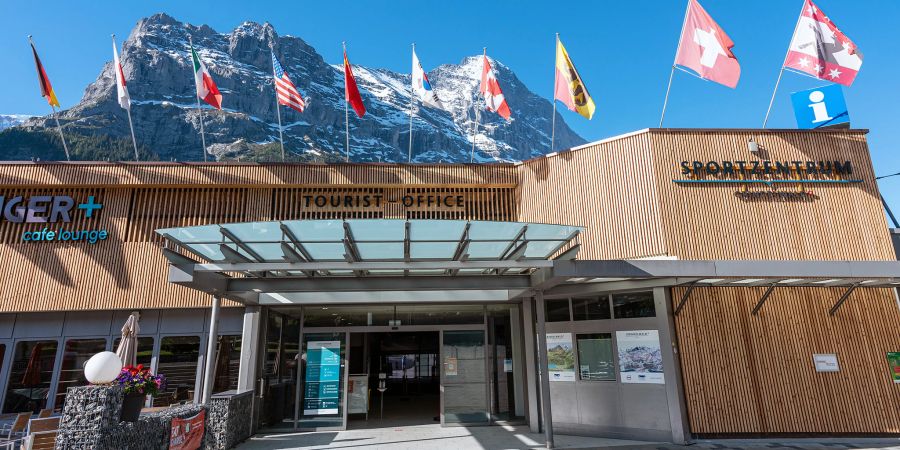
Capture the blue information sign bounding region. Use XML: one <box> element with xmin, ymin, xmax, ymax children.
<box><xmin>790</xmin><ymin>84</ymin><xmax>850</xmax><ymax>129</ymax></box>
<box><xmin>304</xmin><ymin>340</ymin><xmax>342</xmax><ymax>415</ymax></box>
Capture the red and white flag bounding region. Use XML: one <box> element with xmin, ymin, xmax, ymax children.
<box><xmin>272</xmin><ymin>52</ymin><xmax>306</xmax><ymax>113</ymax></box>
<box><xmin>784</xmin><ymin>0</ymin><xmax>862</xmax><ymax>86</ymax></box>
<box><xmin>674</xmin><ymin>0</ymin><xmax>740</xmax><ymax>88</ymax></box>
<box><xmin>112</xmin><ymin>41</ymin><xmax>130</xmax><ymax>110</ymax></box>
<box><xmin>344</xmin><ymin>49</ymin><xmax>366</xmax><ymax>118</ymax></box>
<box><xmin>190</xmin><ymin>42</ymin><xmax>222</xmax><ymax>110</ymax></box>
<box><xmin>479</xmin><ymin>55</ymin><xmax>511</xmax><ymax>120</ymax></box>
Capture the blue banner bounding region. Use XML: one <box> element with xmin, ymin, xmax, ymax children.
<box><xmin>303</xmin><ymin>340</ymin><xmax>342</xmax><ymax>415</ymax></box>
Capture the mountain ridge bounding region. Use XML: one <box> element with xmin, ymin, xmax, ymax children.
<box><xmin>2</xmin><ymin>13</ymin><xmax>585</xmax><ymax>162</ymax></box>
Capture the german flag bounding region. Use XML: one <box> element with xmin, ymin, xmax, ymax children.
<box><xmin>30</xmin><ymin>40</ymin><xmax>60</xmax><ymax>108</ymax></box>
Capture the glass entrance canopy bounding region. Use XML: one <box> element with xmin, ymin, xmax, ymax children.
<box><xmin>157</xmin><ymin>220</ymin><xmax>583</xmax><ymax>278</ymax></box>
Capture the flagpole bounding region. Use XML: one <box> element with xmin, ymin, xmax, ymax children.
<box><xmin>551</xmin><ymin>33</ymin><xmax>558</xmax><ymax>153</ymax></box>
<box><xmin>189</xmin><ymin>36</ymin><xmax>208</xmax><ymax>162</ymax></box>
<box><xmin>409</xmin><ymin>43</ymin><xmax>415</xmax><ymax>163</ymax></box>
<box><xmin>270</xmin><ymin>42</ymin><xmax>286</xmax><ymax>162</ymax></box>
<box><xmin>763</xmin><ymin>0</ymin><xmax>806</xmax><ymax>128</ymax></box>
<box><xmin>50</xmin><ymin>104</ymin><xmax>70</xmax><ymax>161</ymax></box>
<box><xmin>659</xmin><ymin>0</ymin><xmax>691</xmax><ymax>128</ymax></box>
<box><xmin>343</xmin><ymin>42</ymin><xmax>350</xmax><ymax>162</ymax></box>
<box><xmin>29</xmin><ymin>35</ymin><xmax>70</xmax><ymax>161</ymax></box>
<box><xmin>472</xmin><ymin>47</ymin><xmax>485</xmax><ymax>163</ymax></box>
<box><xmin>113</xmin><ymin>35</ymin><xmax>140</xmax><ymax>161</ymax></box>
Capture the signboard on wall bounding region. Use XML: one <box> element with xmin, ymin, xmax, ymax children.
<box><xmin>790</xmin><ymin>84</ymin><xmax>850</xmax><ymax>129</ymax></box>
<box><xmin>303</xmin><ymin>340</ymin><xmax>342</xmax><ymax>415</ymax></box>
<box><xmin>546</xmin><ymin>333</ymin><xmax>575</xmax><ymax>382</ymax></box>
<box><xmin>347</xmin><ymin>375</ymin><xmax>369</xmax><ymax>414</ymax></box>
<box><xmin>887</xmin><ymin>353</ymin><xmax>900</xmax><ymax>384</ymax></box>
<box><xmin>812</xmin><ymin>353</ymin><xmax>840</xmax><ymax>372</ymax></box>
<box><xmin>616</xmin><ymin>330</ymin><xmax>664</xmax><ymax>384</ymax></box>
<box><xmin>169</xmin><ymin>410</ymin><xmax>205</xmax><ymax>450</ymax></box>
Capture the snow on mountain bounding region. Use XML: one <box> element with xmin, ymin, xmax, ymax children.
<box><xmin>11</xmin><ymin>14</ymin><xmax>584</xmax><ymax>162</ymax></box>
<box><xmin>0</xmin><ymin>115</ymin><xmax>32</xmax><ymax>132</ymax></box>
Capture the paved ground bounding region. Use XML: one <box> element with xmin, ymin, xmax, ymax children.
<box><xmin>236</xmin><ymin>424</ymin><xmax>900</xmax><ymax>450</ymax></box>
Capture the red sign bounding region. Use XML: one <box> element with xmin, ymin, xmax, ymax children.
<box><xmin>169</xmin><ymin>410</ymin><xmax>205</xmax><ymax>450</ymax></box>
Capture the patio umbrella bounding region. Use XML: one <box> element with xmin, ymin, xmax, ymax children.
<box><xmin>115</xmin><ymin>311</ymin><xmax>141</xmax><ymax>367</ymax></box>
<box><xmin>20</xmin><ymin>343</ymin><xmax>43</xmax><ymax>412</ymax></box>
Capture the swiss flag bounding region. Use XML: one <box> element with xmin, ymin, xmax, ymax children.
<box><xmin>674</xmin><ymin>0</ymin><xmax>740</xmax><ymax>88</ymax></box>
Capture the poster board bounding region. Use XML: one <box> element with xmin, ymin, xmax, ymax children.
<box><xmin>813</xmin><ymin>353</ymin><xmax>840</xmax><ymax>372</ymax></box>
<box><xmin>888</xmin><ymin>352</ymin><xmax>900</xmax><ymax>384</ymax></box>
<box><xmin>348</xmin><ymin>374</ymin><xmax>369</xmax><ymax>414</ymax></box>
<box><xmin>303</xmin><ymin>340</ymin><xmax>342</xmax><ymax>415</ymax></box>
<box><xmin>546</xmin><ymin>333</ymin><xmax>575</xmax><ymax>381</ymax></box>
<box><xmin>616</xmin><ymin>330</ymin><xmax>664</xmax><ymax>384</ymax></box>
<box><xmin>169</xmin><ymin>410</ymin><xmax>205</xmax><ymax>450</ymax></box>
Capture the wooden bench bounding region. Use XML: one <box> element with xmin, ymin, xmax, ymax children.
<box><xmin>26</xmin><ymin>417</ymin><xmax>59</xmax><ymax>450</ymax></box>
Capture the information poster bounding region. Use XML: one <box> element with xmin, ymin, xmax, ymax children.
<box><xmin>347</xmin><ymin>375</ymin><xmax>369</xmax><ymax>414</ymax></box>
<box><xmin>303</xmin><ymin>340</ymin><xmax>342</xmax><ymax>415</ymax></box>
<box><xmin>888</xmin><ymin>352</ymin><xmax>900</xmax><ymax>384</ymax></box>
<box><xmin>546</xmin><ymin>333</ymin><xmax>575</xmax><ymax>381</ymax></box>
<box><xmin>616</xmin><ymin>330</ymin><xmax>665</xmax><ymax>384</ymax></box>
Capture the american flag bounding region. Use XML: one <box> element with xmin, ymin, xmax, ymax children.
<box><xmin>272</xmin><ymin>52</ymin><xmax>306</xmax><ymax>113</ymax></box>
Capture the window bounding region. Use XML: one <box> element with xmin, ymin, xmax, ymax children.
<box><xmin>212</xmin><ymin>335</ymin><xmax>242</xmax><ymax>394</ymax></box>
<box><xmin>154</xmin><ymin>336</ymin><xmax>200</xmax><ymax>406</ymax></box>
<box><xmin>113</xmin><ymin>336</ymin><xmax>154</xmax><ymax>367</ymax></box>
<box><xmin>54</xmin><ymin>338</ymin><xmax>107</xmax><ymax>410</ymax></box>
<box><xmin>613</xmin><ymin>292</ymin><xmax>656</xmax><ymax>318</ymax></box>
<box><xmin>544</xmin><ymin>299</ymin><xmax>571</xmax><ymax>322</ymax></box>
<box><xmin>576</xmin><ymin>333</ymin><xmax>615</xmax><ymax>381</ymax></box>
<box><xmin>572</xmin><ymin>296</ymin><xmax>611</xmax><ymax>321</ymax></box>
<box><xmin>3</xmin><ymin>340</ymin><xmax>59</xmax><ymax>413</ymax></box>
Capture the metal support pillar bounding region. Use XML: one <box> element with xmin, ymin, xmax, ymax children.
<box><xmin>201</xmin><ymin>296</ymin><xmax>221</xmax><ymax>404</ymax></box>
<box><xmin>237</xmin><ymin>305</ymin><xmax>262</xmax><ymax>392</ymax></box>
<box><xmin>829</xmin><ymin>283</ymin><xmax>860</xmax><ymax>316</ymax></box>
<box><xmin>751</xmin><ymin>284</ymin><xmax>777</xmax><ymax>316</ymax></box>
<box><xmin>521</xmin><ymin>296</ymin><xmax>540</xmax><ymax>433</ymax></box>
<box><xmin>534</xmin><ymin>290</ymin><xmax>554</xmax><ymax>449</ymax></box>
<box><xmin>673</xmin><ymin>283</ymin><xmax>696</xmax><ymax>316</ymax></box>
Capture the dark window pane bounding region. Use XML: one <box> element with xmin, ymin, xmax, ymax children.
<box><xmin>113</xmin><ymin>336</ymin><xmax>154</xmax><ymax>367</ymax></box>
<box><xmin>576</xmin><ymin>333</ymin><xmax>615</xmax><ymax>381</ymax></box>
<box><xmin>54</xmin><ymin>338</ymin><xmax>108</xmax><ymax>410</ymax></box>
<box><xmin>572</xmin><ymin>296</ymin><xmax>611</xmax><ymax>321</ymax></box>
<box><xmin>3</xmin><ymin>340</ymin><xmax>59</xmax><ymax>413</ymax></box>
<box><xmin>154</xmin><ymin>336</ymin><xmax>200</xmax><ymax>406</ymax></box>
<box><xmin>545</xmin><ymin>299</ymin><xmax>570</xmax><ymax>322</ymax></box>
<box><xmin>613</xmin><ymin>292</ymin><xmax>656</xmax><ymax>318</ymax></box>
<box><xmin>213</xmin><ymin>335</ymin><xmax>242</xmax><ymax>394</ymax></box>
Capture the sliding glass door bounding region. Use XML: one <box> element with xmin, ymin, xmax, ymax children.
<box><xmin>440</xmin><ymin>330</ymin><xmax>489</xmax><ymax>426</ymax></box>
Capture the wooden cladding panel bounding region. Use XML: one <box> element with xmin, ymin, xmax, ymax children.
<box><xmin>650</xmin><ymin>130</ymin><xmax>894</xmax><ymax>260</ymax></box>
<box><xmin>674</xmin><ymin>286</ymin><xmax>900</xmax><ymax>434</ymax></box>
<box><xmin>0</xmin><ymin>163</ymin><xmax>517</xmax><ymax>188</ymax></box>
<box><xmin>516</xmin><ymin>132</ymin><xmax>668</xmax><ymax>259</ymax></box>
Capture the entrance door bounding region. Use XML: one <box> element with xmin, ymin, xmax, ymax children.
<box><xmin>297</xmin><ymin>331</ymin><xmax>349</xmax><ymax>430</ymax></box>
<box><xmin>440</xmin><ymin>330</ymin><xmax>489</xmax><ymax>426</ymax></box>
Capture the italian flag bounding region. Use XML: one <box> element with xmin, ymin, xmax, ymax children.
<box><xmin>190</xmin><ymin>43</ymin><xmax>222</xmax><ymax>109</ymax></box>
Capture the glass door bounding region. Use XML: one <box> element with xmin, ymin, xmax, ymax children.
<box><xmin>297</xmin><ymin>331</ymin><xmax>349</xmax><ymax>430</ymax></box>
<box><xmin>440</xmin><ymin>330</ymin><xmax>489</xmax><ymax>426</ymax></box>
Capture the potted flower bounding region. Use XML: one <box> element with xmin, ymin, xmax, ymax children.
<box><xmin>115</xmin><ymin>364</ymin><xmax>166</xmax><ymax>422</ymax></box>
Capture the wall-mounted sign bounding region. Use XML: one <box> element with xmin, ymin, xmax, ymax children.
<box><xmin>8</xmin><ymin>195</ymin><xmax>110</xmax><ymax>244</ymax></box>
<box><xmin>300</xmin><ymin>192</ymin><xmax>466</xmax><ymax>212</ymax></box>
<box><xmin>791</xmin><ymin>84</ymin><xmax>850</xmax><ymax>129</ymax></box>
<box><xmin>616</xmin><ymin>330</ymin><xmax>664</xmax><ymax>384</ymax></box>
<box><xmin>303</xmin><ymin>340</ymin><xmax>342</xmax><ymax>416</ymax></box>
<box><xmin>347</xmin><ymin>374</ymin><xmax>369</xmax><ymax>414</ymax></box>
<box><xmin>546</xmin><ymin>333</ymin><xmax>575</xmax><ymax>382</ymax></box>
<box><xmin>169</xmin><ymin>410</ymin><xmax>205</xmax><ymax>450</ymax></box>
<box><xmin>887</xmin><ymin>352</ymin><xmax>900</xmax><ymax>384</ymax></box>
<box><xmin>812</xmin><ymin>353</ymin><xmax>840</xmax><ymax>372</ymax></box>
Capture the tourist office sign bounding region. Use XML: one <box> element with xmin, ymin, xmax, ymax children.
<box><xmin>0</xmin><ymin>194</ymin><xmax>109</xmax><ymax>243</ymax></box>
<box><xmin>674</xmin><ymin>158</ymin><xmax>863</xmax><ymax>200</ymax></box>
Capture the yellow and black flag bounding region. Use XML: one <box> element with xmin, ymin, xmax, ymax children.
<box><xmin>553</xmin><ymin>36</ymin><xmax>595</xmax><ymax>120</ymax></box>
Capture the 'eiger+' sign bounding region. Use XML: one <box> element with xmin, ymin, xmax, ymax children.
<box><xmin>0</xmin><ymin>195</ymin><xmax>109</xmax><ymax>244</ymax></box>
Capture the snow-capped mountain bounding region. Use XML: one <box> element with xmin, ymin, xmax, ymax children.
<box><xmin>10</xmin><ymin>14</ymin><xmax>584</xmax><ymax>162</ymax></box>
<box><xmin>0</xmin><ymin>115</ymin><xmax>31</xmax><ymax>132</ymax></box>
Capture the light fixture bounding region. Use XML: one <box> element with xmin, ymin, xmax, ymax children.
<box><xmin>84</xmin><ymin>351</ymin><xmax>123</xmax><ymax>384</ymax></box>
<box><xmin>748</xmin><ymin>137</ymin><xmax>760</xmax><ymax>153</ymax></box>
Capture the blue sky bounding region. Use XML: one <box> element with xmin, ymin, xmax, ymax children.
<box><xmin>2</xmin><ymin>0</ymin><xmax>900</xmax><ymax>219</ymax></box>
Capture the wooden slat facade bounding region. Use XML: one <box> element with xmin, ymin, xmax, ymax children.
<box><xmin>1</xmin><ymin>128</ymin><xmax>898</xmax><ymax>435</ymax></box>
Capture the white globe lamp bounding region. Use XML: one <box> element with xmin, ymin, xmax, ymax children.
<box><xmin>84</xmin><ymin>351</ymin><xmax>123</xmax><ymax>384</ymax></box>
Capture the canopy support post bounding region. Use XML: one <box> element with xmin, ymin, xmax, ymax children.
<box><xmin>201</xmin><ymin>295</ymin><xmax>221</xmax><ymax>404</ymax></box>
<box><xmin>829</xmin><ymin>283</ymin><xmax>860</xmax><ymax>316</ymax></box>
<box><xmin>674</xmin><ymin>283</ymin><xmax>696</xmax><ymax>316</ymax></box>
<box><xmin>751</xmin><ymin>284</ymin><xmax>777</xmax><ymax>316</ymax></box>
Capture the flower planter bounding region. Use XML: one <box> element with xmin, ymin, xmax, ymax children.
<box><xmin>120</xmin><ymin>392</ymin><xmax>146</xmax><ymax>422</ymax></box>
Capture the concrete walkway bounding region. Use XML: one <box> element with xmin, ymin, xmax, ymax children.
<box><xmin>236</xmin><ymin>423</ymin><xmax>651</xmax><ymax>449</ymax></box>
<box><xmin>237</xmin><ymin>426</ymin><xmax>900</xmax><ymax>450</ymax></box>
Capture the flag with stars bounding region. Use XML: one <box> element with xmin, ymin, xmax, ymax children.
<box><xmin>673</xmin><ymin>0</ymin><xmax>740</xmax><ymax>88</ymax></box>
<box><xmin>272</xmin><ymin>52</ymin><xmax>307</xmax><ymax>113</ymax></box>
<box><xmin>785</xmin><ymin>0</ymin><xmax>862</xmax><ymax>86</ymax></box>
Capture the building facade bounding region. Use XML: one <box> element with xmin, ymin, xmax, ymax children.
<box><xmin>0</xmin><ymin>128</ymin><xmax>898</xmax><ymax>442</ymax></box>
